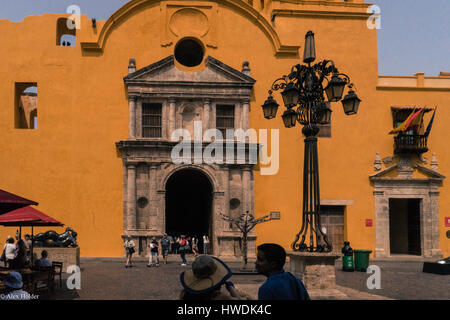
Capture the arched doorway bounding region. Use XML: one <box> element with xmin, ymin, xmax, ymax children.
<box><xmin>165</xmin><ymin>168</ymin><xmax>213</xmax><ymax>253</ymax></box>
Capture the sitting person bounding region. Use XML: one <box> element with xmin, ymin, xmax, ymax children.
<box><xmin>36</xmin><ymin>250</ymin><xmax>52</xmax><ymax>268</ymax></box>
<box><xmin>179</xmin><ymin>255</ymin><xmax>251</xmax><ymax>300</ymax></box>
<box><xmin>255</xmin><ymin>243</ymin><xmax>310</xmax><ymax>300</ymax></box>
<box><xmin>1</xmin><ymin>272</ymin><xmax>31</xmax><ymax>300</ymax></box>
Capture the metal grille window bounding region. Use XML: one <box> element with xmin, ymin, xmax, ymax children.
<box><xmin>142</xmin><ymin>103</ymin><xmax>162</xmax><ymax>138</ymax></box>
<box><xmin>216</xmin><ymin>104</ymin><xmax>235</xmax><ymax>137</ymax></box>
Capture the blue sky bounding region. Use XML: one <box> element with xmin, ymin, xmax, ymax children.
<box><xmin>0</xmin><ymin>0</ymin><xmax>448</xmax><ymax>76</ymax></box>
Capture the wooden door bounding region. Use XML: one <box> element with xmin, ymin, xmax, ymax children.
<box><xmin>319</xmin><ymin>205</ymin><xmax>345</xmax><ymax>252</ymax></box>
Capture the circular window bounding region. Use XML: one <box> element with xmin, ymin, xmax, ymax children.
<box><xmin>230</xmin><ymin>198</ymin><xmax>241</xmax><ymax>210</ymax></box>
<box><xmin>174</xmin><ymin>38</ymin><xmax>204</xmax><ymax>67</ymax></box>
<box><xmin>137</xmin><ymin>197</ymin><xmax>148</xmax><ymax>209</ymax></box>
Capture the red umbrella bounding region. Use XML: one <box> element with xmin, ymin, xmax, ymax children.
<box><xmin>0</xmin><ymin>206</ymin><xmax>63</xmax><ymax>267</ymax></box>
<box><xmin>0</xmin><ymin>206</ymin><xmax>63</xmax><ymax>227</ymax></box>
<box><xmin>0</xmin><ymin>189</ymin><xmax>38</xmax><ymax>215</ymax></box>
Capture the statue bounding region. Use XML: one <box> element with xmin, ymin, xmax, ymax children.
<box><xmin>32</xmin><ymin>227</ymin><xmax>78</xmax><ymax>247</ymax></box>
<box><xmin>221</xmin><ymin>211</ymin><xmax>274</xmax><ymax>270</ymax></box>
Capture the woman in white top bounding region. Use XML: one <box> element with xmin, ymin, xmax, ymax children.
<box><xmin>124</xmin><ymin>236</ymin><xmax>136</xmax><ymax>268</ymax></box>
<box><xmin>3</xmin><ymin>237</ymin><xmax>17</xmax><ymax>268</ymax></box>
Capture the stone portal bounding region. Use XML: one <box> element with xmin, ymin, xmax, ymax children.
<box><xmin>116</xmin><ymin>55</ymin><xmax>257</xmax><ymax>259</ymax></box>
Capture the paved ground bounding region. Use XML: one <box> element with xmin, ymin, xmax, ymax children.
<box><xmin>49</xmin><ymin>254</ymin><xmax>449</xmax><ymax>300</ymax></box>
<box><xmin>336</xmin><ymin>260</ymin><xmax>450</xmax><ymax>300</ymax></box>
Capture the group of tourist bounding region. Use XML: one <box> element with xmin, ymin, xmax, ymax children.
<box><xmin>0</xmin><ymin>231</ymin><xmax>54</xmax><ymax>300</ymax></box>
<box><xmin>123</xmin><ymin>233</ymin><xmax>210</xmax><ymax>268</ymax></box>
<box><xmin>123</xmin><ymin>235</ymin><xmax>309</xmax><ymax>300</ymax></box>
<box><xmin>0</xmin><ymin>233</ymin><xmax>32</xmax><ymax>269</ymax></box>
<box><xmin>0</xmin><ymin>251</ymin><xmax>54</xmax><ymax>300</ymax></box>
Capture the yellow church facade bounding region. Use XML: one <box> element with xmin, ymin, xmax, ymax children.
<box><xmin>0</xmin><ymin>0</ymin><xmax>449</xmax><ymax>258</ymax></box>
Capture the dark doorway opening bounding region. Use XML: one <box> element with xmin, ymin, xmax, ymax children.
<box><xmin>389</xmin><ymin>199</ymin><xmax>421</xmax><ymax>255</ymax></box>
<box><xmin>165</xmin><ymin>169</ymin><xmax>213</xmax><ymax>253</ymax></box>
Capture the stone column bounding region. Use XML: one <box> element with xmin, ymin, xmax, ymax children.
<box><xmin>162</xmin><ymin>101</ymin><xmax>168</xmax><ymax>139</ymax></box>
<box><xmin>127</xmin><ymin>164</ymin><xmax>137</xmax><ymax>230</ymax></box>
<box><xmin>136</xmin><ymin>99</ymin><xmax>142</xmax><ymax>138</ymax></box>
<box><xmin>242</xmin><ymin>100</ymin><xmax>250</xmax><ymax>131</ymax></box>
<box><xmin>203</xmin><ymin>99</ymin><xmax>210</xmax><ymax>133</ymax></box>
<box><xmin>212</xmin><ymin>191</ymin><xmax>222</xmax><ymax>256</ymax></box>
<box><xmin>223</xmin><ymin>167</ymin><xmax>230</xmax><ymax>218</ymax></box>
<box><xmin>211</xmin><ymin>103</ymin><xmax>216</xmax><ymax>130</ymax></box>
<box><xmin>129</xmin><ymin>97</ymin><xmax>137</xmax><ymax>139</ymax></box>
<box><xmin>148</xmin><ymin>164</ymin><xmax>157</xmax><ymax>228</ymax></box>
<box><xmin>122</xmin><ymin>160</ymin><xmax>128</xmax><ymax>232</ymax></box>
<box><xmin>169</xmin><ymin>99</ymin><xmax>176</xmax><ymax>141</ymax></box>
<box><xmin>235</xmin><ymin>102</ymin><xmax>242</xmax><ymax>130</ymax></box>
<box><xmin>374</xmin><ymin>190</ymin><xmax>388</xmax><ymax>258</ymax></box>
<box><xmin>242</xmin><ymin>166</ymin><xmax>251</xmax><ymax>214</ymax></box>
<box><xmin>429</xmin><ymin>191</ymin><xmax>442</xmax><ymax>257</ymax></box>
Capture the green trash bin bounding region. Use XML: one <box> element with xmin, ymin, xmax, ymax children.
<box><xmin>354</xmin><ymin>250</ymin><xmax>372</xmax><ymax>272</ymax></box>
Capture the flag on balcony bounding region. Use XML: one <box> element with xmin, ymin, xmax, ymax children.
<box><xmin>404</xmin><ymin>108</ymin><xmax>425</xmax><ymax>132</ymax></box>
<box><xmin>389</xmin><ymin>108</ymin><xmax>416</xmax><ymax>134</ymax></box>
<box><xmin>424</xmin><ymin>108</ymin><xmax>436</xmax><ymax>137</ymax></box>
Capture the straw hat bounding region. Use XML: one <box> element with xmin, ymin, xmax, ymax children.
<box><xmin>180</xmin><ymin>255</ymin><xmax>232</xmax><ymax>294</ymax></box>
<box><xmin>3</xmin><ymin>272</ymin><xmax>23</xmax><ymax>289</ymax></box>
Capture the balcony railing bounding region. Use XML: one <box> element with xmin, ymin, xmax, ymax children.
<box><xmin>394</xmin><ymin>134</ymin><xmax>428</xmax><ymax>154</ymax></box>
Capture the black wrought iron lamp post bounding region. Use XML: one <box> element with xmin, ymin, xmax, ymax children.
<box><xmin>261</xmin><ymin>31</ymin><xmax>361</xmax><ymax>252</ymax></box>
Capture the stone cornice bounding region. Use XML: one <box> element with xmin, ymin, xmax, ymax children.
<box><xmin>271</xmin><ymin>8</ymin><xmax>371</xmax><ymax>20</ymax></box>
<box><xmin>376</xmin><ymin>86</ymin><xmax>450</xmax><ymax>92</ymax></box>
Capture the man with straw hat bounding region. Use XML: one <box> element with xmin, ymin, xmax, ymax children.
<box><xmin>179</xmin><ymin>255</ymin><xmax>250</xmax><ymax>300</ymax></box>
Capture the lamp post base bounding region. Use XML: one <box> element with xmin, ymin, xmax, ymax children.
<box><xmin>287</xmin><ymin>251</ymin><xmax>341</xmax><ymax>290</ymax></box>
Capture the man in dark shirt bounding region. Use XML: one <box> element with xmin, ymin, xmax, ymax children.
<box><xmin>255</xmin><ymin>243</ymin><xmax>310</xmax><ymax>300</ymax></box>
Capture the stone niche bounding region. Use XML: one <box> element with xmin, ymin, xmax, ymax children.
<box><xmin>33</xmin><ymin>247</ymin><xmax>80</xmax><ymax>272</ymax></box>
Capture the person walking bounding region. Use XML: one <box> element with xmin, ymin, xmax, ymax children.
<box><xmin>186</xmin><ymin>236</ymin><xmax>192</xmax><ymax>255</ymax></box>
<box><xmin>191</xmin><ymin>236</ymin><xmax>198</xmax><ymax>257</ymax></box>
<box><xmin>167</xmin><ymin>234</ymin><xmax>174</xmax><ymax>254</ymax></box>
<box><xmin>174</xmin><ymin>236</ymin><xmax>180</xmax><ymax>254</ymax></box>
<box><xmin>148</xmin><ymin>237</ymin><xmax>160</xmax><ymax>267</ymax></box>
<box><xmin>160</xmin><ymin>234</ymin><xmax>170</xmax><ymax>265</ymax></box>
<box><xmin>124</xmin><ymin>236</ymin><xmax>136</xmax><ymax>268</ymax></box>
<box><xmin>179</xmin><ymin>235</ymin><xmax>188</xmax><ymax>266</ymax></box>
<box><xmin>255</xmin><ymin>243</ymin><xmax>310</xmax><ymax>300</ymax></box>
<box><xmin>202</xmin><ymin>234</ymin><xmax>210</xmax><ymax>254</ymax></box>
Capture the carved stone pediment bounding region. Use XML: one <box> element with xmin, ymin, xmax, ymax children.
<box><xmin>124</xmin><ymin>55</ymin><xmax>256</xmax><ymax>99</ymax></box>
<box><xmin>370</xmin><ymin>154</ymin><xmax>445</xmax><ymax>182</ymax></box>
<box><xmin>370</xmin><ymin>163</ymin><xmax>445</xmax><ymax>182</ymax></box>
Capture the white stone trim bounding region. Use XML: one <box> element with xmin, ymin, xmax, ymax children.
<box><xmin>320</xmin><ymin>199</ymin><xmax>354</xmax><ymax>206</ymax></box>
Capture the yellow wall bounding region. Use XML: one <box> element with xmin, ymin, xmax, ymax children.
<box><xmin>0</xmin><ymin>0</ymin><xmax>448</xmax><ymax>257</ymax></box>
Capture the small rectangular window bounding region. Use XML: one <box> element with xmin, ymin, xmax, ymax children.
<box><xmin>142</xmin><ymin>103</ymin><xmax>162</xmax><ymax>138</ymax></box>
<box><xmin>216</xmin><ymin>104</ymin><xmax>235</xmax><ymax>137</ymax></box>
<box><xmin>15</xmin><ymin>83</ymin><xmax>38</xmax><ymax>129</ymax></box>
<box><xmin>57</xmin><ymin>18</ymin><xmax>76</xmax><ymax>46</ymax></box>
